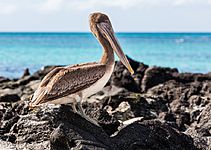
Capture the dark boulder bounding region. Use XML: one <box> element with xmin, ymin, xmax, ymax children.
<box><xmin>141</xmin><ymin>66</ymin><xmax>178</xmax><ymax>91</ymax></box>
<box><xmin>0</xmin><ymin>94</ymin><xmax>20</xmax><ymax>102</ymax></box>
<box><xmin>110</xmin><ymin>56</ymin><xmax>148</xmax><ymax>92</ymax></box>
<box><xmin>0</xmin><ymin>77</ymin><xmax>10</xmax><ymax>84</ymax></box>
<box><xmin>21</xmin><ymin>68</ymin><xmax>30</xmax><ymax>78</ymax></box>
<box><xmin>113</xmin><ymin>120</ymin><xmax>197</xmax><ymax>150</ymax></box>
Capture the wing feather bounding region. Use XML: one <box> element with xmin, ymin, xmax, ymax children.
<box><xmin>32</xmin><ymin>62</ymin><xmax>106</xmax><ymax>104</ymax></box>
<box><xmin>40</xmin><ymin>67</ymin><xmax>62</xmax><ymax>87</ymax></box>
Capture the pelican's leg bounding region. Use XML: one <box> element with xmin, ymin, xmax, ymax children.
<box><xmin>77</xmin><ymin>102</ymin><xmax>86</xmax><ymax>117</ymax></box>
<box><xmin>74</xmin><ymin>94</ymin><xmax>85</xmax><ymax>115</ymax></box>
<box><xmin>66</xmin><ymin>96</ymin><xmax>77</xmax><ymax>113</ymax></box>
<box><xmin>71</xmin><ymin>103</ymin><xmax>77</xmax><ymax>113</ymax></box>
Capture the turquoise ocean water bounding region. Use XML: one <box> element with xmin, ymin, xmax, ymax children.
<box><xmin>0</xmin><ymin>32</ymin><xmax>211</xmax><ymax>78</ymax></box>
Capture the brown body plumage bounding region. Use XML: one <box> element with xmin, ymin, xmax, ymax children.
<box><xmin>29</xmin><ymin>12</ymin><xmax>134</xmax><ymax>125</ymax></box>
<box><xmin>32</xmin><ymin>63</ymin><xmax>106</xmax><ymax>104</ymax></box>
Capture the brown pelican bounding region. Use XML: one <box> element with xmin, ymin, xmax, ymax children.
<box><xmin>29</xmin><ymin>12</ymin><xmax>134</xmax><ymax>125</ymax></box>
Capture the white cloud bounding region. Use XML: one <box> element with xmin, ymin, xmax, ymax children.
<box><xmin>0</xmin><ymin>3</ymin><xmax>17</xmax><ymax>14</ymax></box>
<box><xmin>68</xmin><ymin>0</ymin><xmax>160</xmax><ymax>10</ymax></box>
<box><xmin>59</xmin><ymin>0</ymin><xmax>211</xmax><ymax>11</ymax></box>
<box><xmin>0</xmin><ymin>0</ymin><xmax>211</xmax><ymax>15</ymax></box>
<box><xmin>39</xmin><ymin>0</ymin><xmax>64</xmax><ymax>13</ymax></box>
<box><xmin>174</xmin><ymin>0</ymin><xmax>197</xmax><ymax>5</ymax></box>
<box><xmin>0</xmin><ymin>0</ymin><xmax>211</xmax><ymax>32</ymax></box>
<box><xmin>173</xmin><ymin>0</ymin><xmax>211</xmax><ymax>6</ymax></box>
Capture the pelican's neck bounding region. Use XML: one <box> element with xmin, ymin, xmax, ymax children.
<box><xmin>100</xmin><ymin>41</ymin><xmax>114</xmax><ymax>66</ymax></box>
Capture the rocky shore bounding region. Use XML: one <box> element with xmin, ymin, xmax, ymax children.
<box><xmin>0</xmin><ymin>57</ymin><xmax>210</xmax><ymax>150</ymax></box>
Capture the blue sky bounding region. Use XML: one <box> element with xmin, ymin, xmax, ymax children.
<box><xmin>0</xmin><ymin>0</ymin><xmax>211</xmax><ymax>32</ymax></box>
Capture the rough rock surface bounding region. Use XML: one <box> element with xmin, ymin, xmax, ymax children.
<box><xmin>0</xmin><ymin>57</ymin><xmax>210</xmax><ymax>149</ymax></box>
<box><xmin>0</xmin><ymin>105</ymin><xmax>197</xmax><ymax>150</ymax></box>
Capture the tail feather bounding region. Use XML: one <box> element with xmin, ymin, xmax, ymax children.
<box><xmin>29</xmin><ymin>87</ymin><xmax>47</xmax><ymax>107</ymax></box>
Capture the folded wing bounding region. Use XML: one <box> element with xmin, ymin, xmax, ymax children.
<box><xmin>31</xmin><ymin>62</ymin><xmax>106</xmax><ymax>105</ymax></box>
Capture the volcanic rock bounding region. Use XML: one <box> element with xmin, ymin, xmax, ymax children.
<box><xmin>0</xmin><ymin>59</ymin><xmax>210</xmax><ymax>149</ymax></box>
<box><xmin>1</xmin><ymin>104</ymin><xmax>197</xmax><ymax>150</ymax></box>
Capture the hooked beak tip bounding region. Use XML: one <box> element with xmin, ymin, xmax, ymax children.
<box><xmin>129</xmin><ymin>68</ymin><xmax>134</xmax><ymax>75</ymax></box>
<box><xmin>126</xmin><ymin>64</ymin><xmax>134</xmax><ymax>75</ymax></box>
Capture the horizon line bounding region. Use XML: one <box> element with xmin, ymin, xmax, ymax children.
<box><xmin>0</xmin><ymin>31</ymin><xmax>211</xmax><ymax>34</ymax></box>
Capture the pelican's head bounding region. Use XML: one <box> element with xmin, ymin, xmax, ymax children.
<box><xmin>89</xmin><ymin>12</ymin><xmax>134</xmax><ymax>75</ymax></box>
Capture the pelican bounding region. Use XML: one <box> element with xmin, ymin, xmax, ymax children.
<box><xmin>29</xmin><ymin>12</ymin><xmax>134</xmax><ymax>125</ymax></box>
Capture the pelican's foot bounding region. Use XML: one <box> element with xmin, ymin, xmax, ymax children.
<box><xmin>68</xmin><ymin>103</ymin><xmax>100</xmax><ymax>127</ymax></box>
